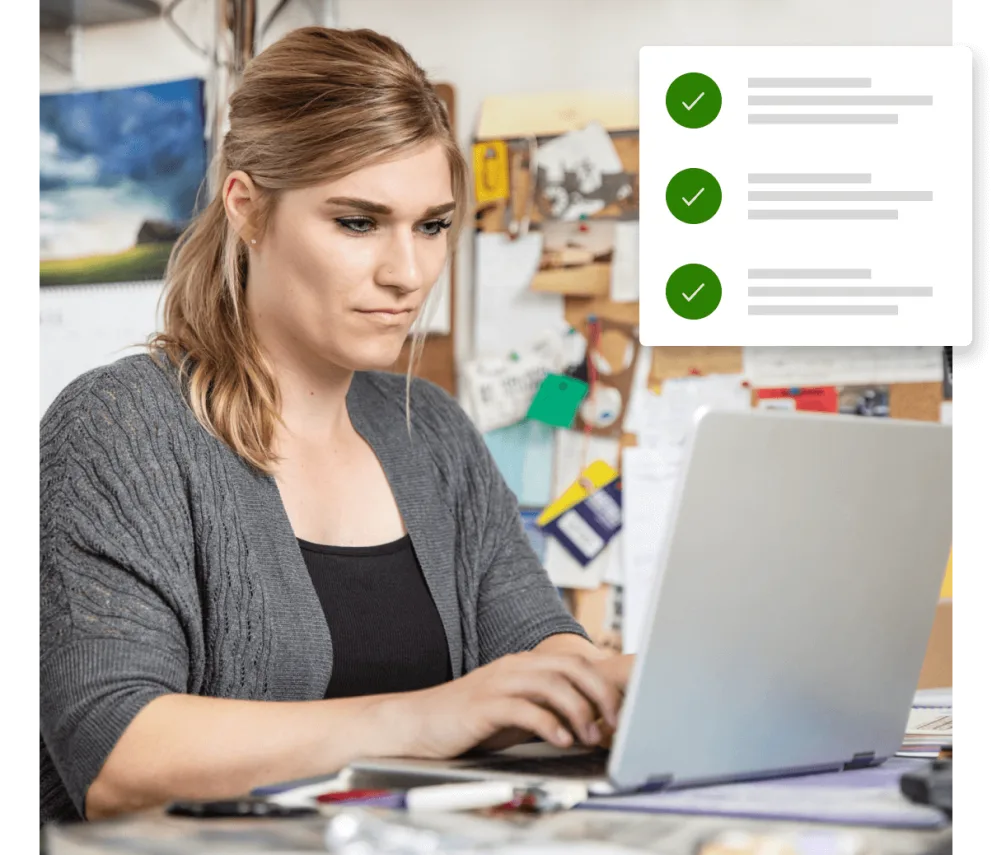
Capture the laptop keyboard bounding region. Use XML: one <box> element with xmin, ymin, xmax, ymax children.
<box><xmin>461</xmin><ymin>749</ymin><xmax>609</xmax><ymax>778</ymax></box>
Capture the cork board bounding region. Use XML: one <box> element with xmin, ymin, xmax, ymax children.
<box><xmin>391</xmin><ymin>83</ymin><xmax>457</xmax><ymax>395</ymax></box>
<box><xmin>889</xmin><ymin>382</ymin><xmax>943</xmax><ymax>422</ymax></box>
<box><xmin>475</xmin><ymin>132</ymin><xmax>639</xmax><ymax>234</ymax></box>
<box><xmin>650</xmin><ymin>347</ymin><xmax>743</xmax><ymax>387</ymax></box>
<box><xmin>745</xmin><ymin>380</ymin><xmax>942</xmax><ymax>422</ymax></box>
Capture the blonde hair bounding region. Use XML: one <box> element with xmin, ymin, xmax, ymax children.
<box><xmin>150</xmin><ymin>27</ymin><xmax>469</xmax><ymax>472</ymax></box>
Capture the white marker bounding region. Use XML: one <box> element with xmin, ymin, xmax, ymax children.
<box><xmin>404</xmin><ymin>781</ymin><xmax>516</xmax><ymax>813</ymax></box>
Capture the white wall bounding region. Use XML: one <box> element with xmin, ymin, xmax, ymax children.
<box><xmin>40</xmin><ymin>0</ymin><xmax>951</xmax><ymax>365</ymax></box>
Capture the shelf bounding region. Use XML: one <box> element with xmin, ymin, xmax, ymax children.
<box><xmin>41</xmin><ymin>0</ymin><xmax>162</xmax><ymax>31</ymax></box>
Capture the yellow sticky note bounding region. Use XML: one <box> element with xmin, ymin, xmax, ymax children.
<box><xmin>538</xmin><ymin>460</ymin><xmax>618</xmax><ymax>527</ymax></box>
<box><xmin>473</xmin><ymin>141</ymin><xmax>509</xmax><ymax>204</ymax></box>
<box><xmin>940</xmin><ymin>550</ymin><xmax>952</xmax><ymax>599</ymax></box>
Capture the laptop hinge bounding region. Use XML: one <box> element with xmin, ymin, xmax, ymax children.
<box><xmin>843</xmin><ymin>751</ymin><xmax>876</xmax><ymax>770</ymax></box>
<box><xmin>637</xmin><ymin>774</ymin><xmax>673</xmax><ymax>793</ymax></box>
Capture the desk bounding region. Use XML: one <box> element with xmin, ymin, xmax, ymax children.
<box><xmin>44</xmin><ymin>804</ymin><xmax>951</xmax><ymax>854</ymax></box>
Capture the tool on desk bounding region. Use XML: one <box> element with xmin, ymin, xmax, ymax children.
<box><xmin>317</xmin><ymin>788</ymin><xmax>406</xmax><ymax>809</ymax></box>
<box><xmin>166</xmin><ymin>796</ymin><xmax>318</xmax><ymax>819</ymax></box>
<box><xmin>406</xmin><ymin>780</ymin><xmax>517</xmax><ymax>813</ymax></box>
<box><xmin>314</xmin><ymin>781</ymin><xmax>589</xmax><ymax>815</ymax></box>
<box><xmin>487</xmin><ymin>781</ymin><xmax>589</xmax><ymax>814</ymax></box>
<box><xmin>900</xmin><ymin>756</ymin><xmax>952</xmax><ymax>818</ymax></box>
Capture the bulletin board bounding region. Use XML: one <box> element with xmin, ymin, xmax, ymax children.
<box><xmin>468</xmin><ymin>98</ymin><xmax>949</xmax><ymax>651</ymax></box>
<box><xmin>392</xmin><ymin>83</ymin><xmax>458</xmax><ymax>395</ymax></box>
<box><xmin>472</xmin><ymin>116</ymin><xmax>641</xmax><ymax>651</ymax></box>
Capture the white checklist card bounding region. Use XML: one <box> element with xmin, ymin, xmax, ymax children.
<box><xmin>639</xmin><ymin>46</ymin><xmax>973</xmax><ymax>346</ymax></box>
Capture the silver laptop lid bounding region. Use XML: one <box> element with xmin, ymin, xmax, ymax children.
<box><xmin>609</xmin><ymin>408</ymin><xmax>951</xmax><ymax>791</ymax></box>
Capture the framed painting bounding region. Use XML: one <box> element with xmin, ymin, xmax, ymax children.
<box><xmin>40</xmin><ymin>77</ymin><xmax>207</xmax><ymax>286</ymax></box>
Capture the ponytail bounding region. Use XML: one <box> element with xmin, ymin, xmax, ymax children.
<box><xmin>150</xmin><ymin>186</ymin><xmax>282</xmax><ymax>472</ymax></box>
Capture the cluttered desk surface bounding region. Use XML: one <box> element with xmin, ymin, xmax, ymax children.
<box><xmin>44</xmin><ymin>755</ymin><xmax>951</xmax><ymax>855</ymax></box>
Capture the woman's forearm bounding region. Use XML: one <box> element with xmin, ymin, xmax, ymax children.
<box><xmin>85</xmin><ymin>692</ymin><xmax>410</xmax><ymax>819</ymax></box>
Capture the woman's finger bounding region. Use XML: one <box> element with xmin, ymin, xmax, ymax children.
<box><xmin>536</xmin><ymin>655</ymin><xmax>623</xmax><ymax>730</ymax></box>
<box><xmin>503</xmin><ymin>671</ymin><xmax>601</xmax><ymax>745</ymax></box>
<box><xmin>486</xmin><ymin>698</ymin><xmax>574</xmax><ymax>749</ymax></box>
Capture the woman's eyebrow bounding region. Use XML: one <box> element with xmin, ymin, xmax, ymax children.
<box><xmin>324</xmin><ymin>198</ymin><xmax>456</xmax><ymax>218</ymax></box>
<box><xmin>423</xmin><ymin>202</ymin><xmax>457</xmax><ymax>218</ymax></box>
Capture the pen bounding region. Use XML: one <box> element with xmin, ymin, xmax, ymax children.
<box><xmin>316</xmin><ymin>788</ymin><xmax>405</xmax><ymax>808</ymax></box>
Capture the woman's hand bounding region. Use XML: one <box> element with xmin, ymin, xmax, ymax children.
<box><xmin>588</xmin><ymin>653</ymin><xmax>635</xmax><ymax>748</ymax></box>
<box><xmin>381</xmin><ymin>651</ymin><xmax>625</xmax><ymax>760</ymax></box>
<box><xmin>592</xmin><ymin>653</ymin><xmax>635</xmax><ymax>695</ymax></box>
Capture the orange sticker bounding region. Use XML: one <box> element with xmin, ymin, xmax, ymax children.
<box><xmin>473</xmin><ymin>141</ymin><xmax>509</xmax><ymax>204</ymax></box>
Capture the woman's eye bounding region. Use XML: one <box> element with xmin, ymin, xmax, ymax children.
<box><xmin>336</xmin><ymin>217</ymin><xmax>376</xmax><ymax>234</ymax></box>
<box><xmin>419</xmin><ymin>219</ymin><xmax>453</xmax><ymax>238</ymax></box>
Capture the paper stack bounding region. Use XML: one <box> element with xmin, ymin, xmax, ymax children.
<box><xmin>898</xmin><ymin>707</ymin><xmax>952</xmax><ymax>758</ymax></box>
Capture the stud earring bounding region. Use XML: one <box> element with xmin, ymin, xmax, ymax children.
<box><xmin>250</xmin><ymin>239</ymin><xmax>257</xmax><ymax>245</ymax></box>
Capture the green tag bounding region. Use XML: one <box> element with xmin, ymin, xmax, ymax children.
<box><xmin>526</xmin><ymin>374</ymin><xmax>589</xmax><ymax>428</ymax></box>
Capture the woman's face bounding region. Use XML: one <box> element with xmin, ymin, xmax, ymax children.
<box><xmin>240</xmin><ymin>142</ymin><xmax>454</xmax><ymax>373</ymax></box>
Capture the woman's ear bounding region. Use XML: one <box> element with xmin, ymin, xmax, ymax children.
<box><xmin>222</xmin><ymin>170</ymin><xmax>259</xmax><ymax>244</ymax></box>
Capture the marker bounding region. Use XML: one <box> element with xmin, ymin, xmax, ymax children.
<box><xmin>405</xmin><ymin>781</ymin><xmax>517</xmax><ymax>813</ymax></box>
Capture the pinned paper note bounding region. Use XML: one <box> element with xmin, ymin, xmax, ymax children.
<box><xmin>484</xmin><ymin>420</ymin><xmax>556</xmax><ymax>508</ymax></box>
<box><xmin>610</xmin><ymin>221</ymin><xmax>639</xmax><ymax>303</ymax></box>
<box><xmin>534</xmin><ymin>122</ymin><xmax>630</xmax><ymax>221</ymax></box>
<box><xmin>541</xmin><ymin>477</ymin><xmax>622</xmax><ymax>567</ymax></box>
<box><xmin>526</xmin><ymin>373</ymin><xmax>588</xmax><ymax>428</ymax></box>
<box><xmin>544</xmin><ymin>538</ymin><xmax>612</xmax><ymax>590</ymax></box>
<box><xmin>463</xmin><ymin>335</ymin><xmax>566</xmax><ymax>433</ymax></box>
<box><xmin>637</xmin><ymin>373</ymin><xmax>752</xmax><ymax>450</ymax></box>
<box><xmin>621</xmin><ymin>346</ymin><xmax>654</xmax><ymax>434</ymax></box>
<box><xmin>539</xmin><ymin>458</ymin><xmax>619</xmax><ymax>527</ymax></box>
<box><xmin>552</xmin><ymin>430</ymin><xmax>621</xmax><ymax>497</ymax></box>
<box><xmin>621</xmin><ymin>445</ymin><xmax>683</xmax><ymax>653</ymax></box>
<box><xmin>474</xmin><ymin>232</ymin><xmax>569</xmax><ymax>358</ymax></box>
<box><xmin>757</xmin><ymin>386</ymin><xmax>838</xmax><ymax>413</ymax></box>
<box><xmin>743</xmin><ymin>347</ymin><xmax>942</xmax><ymax>387</ymax></box>
<box><xmin>472</xmin><ymin>141</ymin><xmax>509</xmax><ymax>204</ymax></box>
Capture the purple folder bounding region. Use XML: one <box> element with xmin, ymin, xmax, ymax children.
<box><xmin>578</xmin><ymin>758</ymin><xmax>948</xmax><ymax>829</ymax></box>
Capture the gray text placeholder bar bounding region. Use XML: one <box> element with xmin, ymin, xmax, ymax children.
<box><xmin>749</xmin><ymin>305</ymin><xmax>898</xmax><ymax>316</ymax></box>
<box><xmin>748</xmin><ymin>78</ymin><xmax>871</xmax><ymax>88</ymax></box>
<box><xmin>748</xmin><ymin>286</ymin><xmax>932</xmax><ymax>297</ymax></box>
<box><xmin>748</xmin><ymin>269</ymin><xmax>871</xmax><ymax>279</ymax></box>
<box><xmin>750</xmin><ymin>114</ymin><xmax>898</xmax><ymax>124</ymax></box>
<box><xmin>749</xmin><ymin>191</ymin><xmax>932</xmax><ymax>202</ymax></box>
<box><xmin>748</xmin><ymin>174</ymin><xmax>871</xmax><ymax>184</ymax></box>
<box><xmin>749</xmin><ymin>95</ymin><xmax>932</xmax><ymax>106</ymax></box>
<box><xmin>749</xmin><ymin>210</ymin><xmax>898</xmax><ymax>220</ymax></box>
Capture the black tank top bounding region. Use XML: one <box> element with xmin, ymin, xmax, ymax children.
<box><xmin>298</xmin><ymin>534</ymin><xmax>452</xmax><ymax>699</ymax></box>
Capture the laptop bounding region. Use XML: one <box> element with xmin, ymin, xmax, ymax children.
<box><xmin>352</xmin><ymin>407</ymin><xmax>952</xmax><ymax>795</ymax></box>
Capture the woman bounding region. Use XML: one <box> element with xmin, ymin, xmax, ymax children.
<box><xmin>40</xmin><ymin>26</ymin><xmax>632</xmax><ymax>824</ymax></box>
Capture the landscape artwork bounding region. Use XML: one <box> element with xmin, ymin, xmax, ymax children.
<box><xmin>40</xmin><ymin>77</ymin><xmax>207</xmax><ymax>286</ymax></box>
